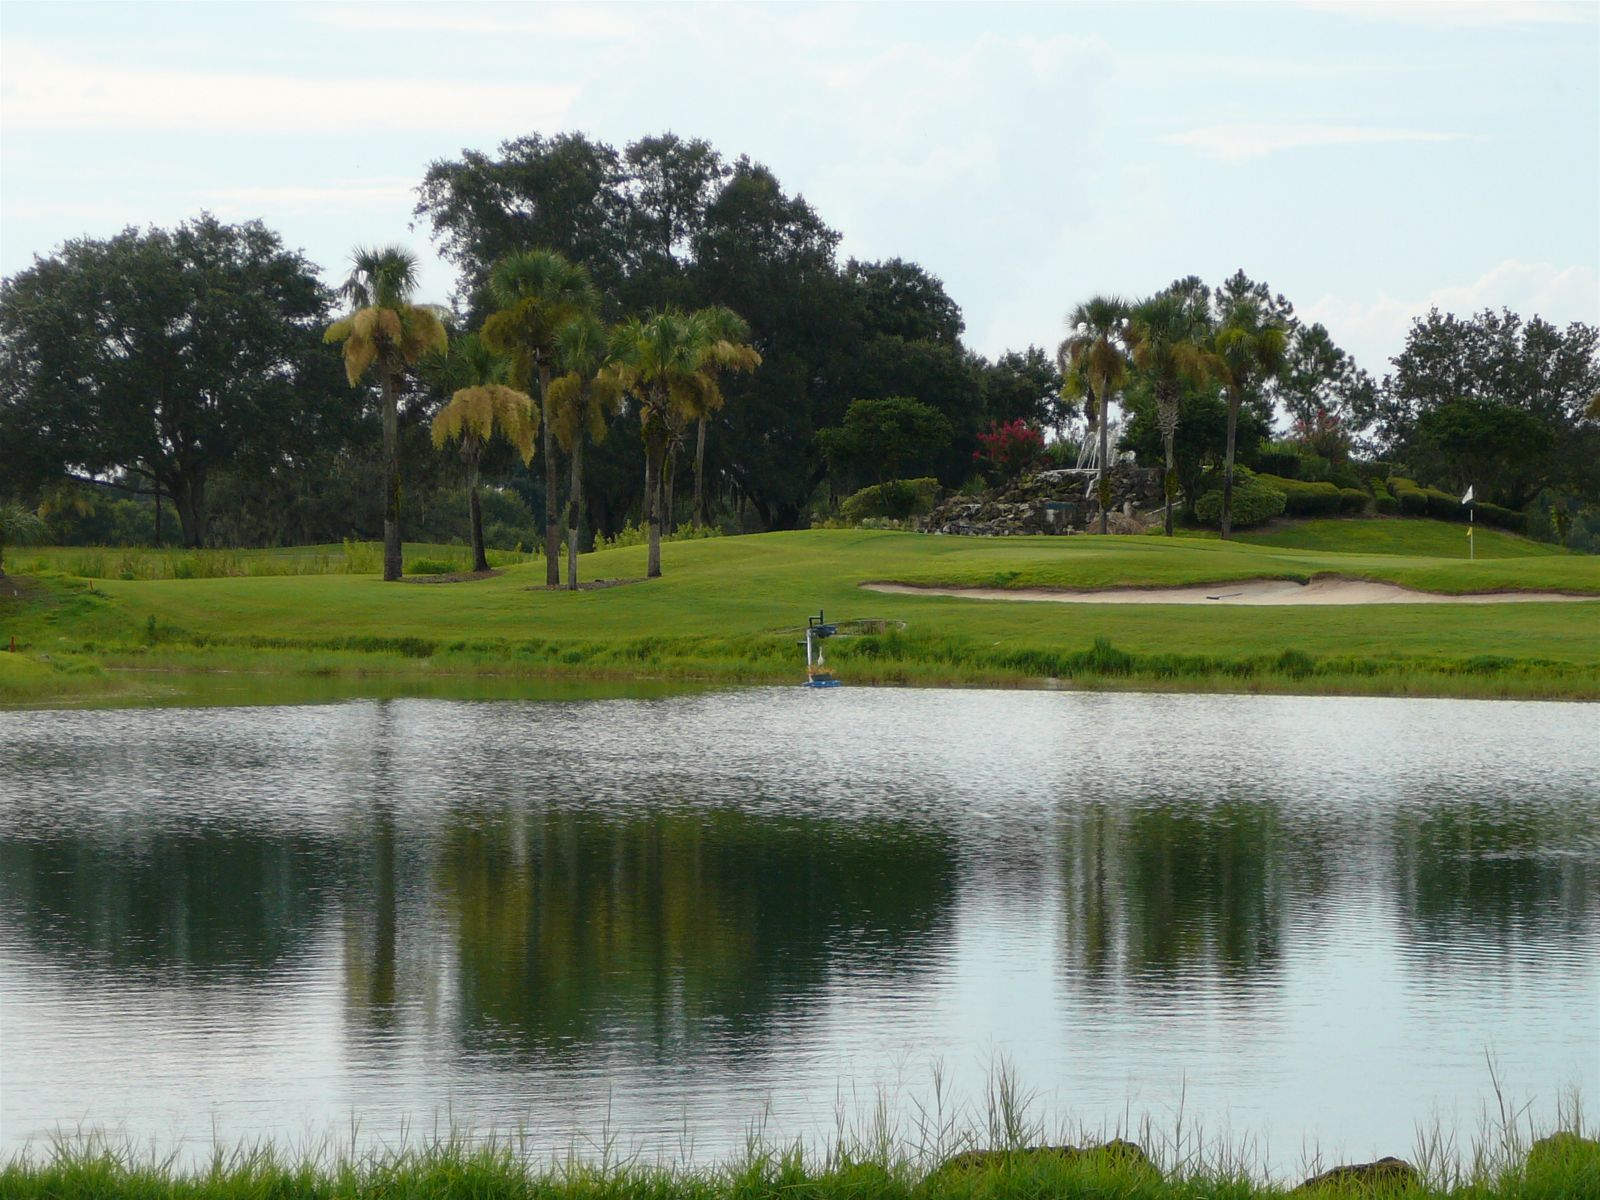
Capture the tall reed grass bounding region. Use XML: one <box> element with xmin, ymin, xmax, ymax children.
<box><xmin>1</xmin><ymin>1068</ymin><xmax>1592</xmax><ymax>1198</ymax></box>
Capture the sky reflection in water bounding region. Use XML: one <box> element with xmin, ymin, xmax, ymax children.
<box><xmin>0</xmin><ymin>689</ymin><xmax>1595</xmax><ymax>1174</ymax></box>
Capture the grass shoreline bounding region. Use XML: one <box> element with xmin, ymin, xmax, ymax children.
<box><xmin>6</xmin><ymin>636</ymin><xmax>1598</xmax><ymax>708</ymax></box>
<box><xmin>3</xmin><ymin>1117</ymin><xmax>1596</xmax><ymax>1199</ymax></box>
<box><xmin>4</xmin><ymin>526</ymin><xmax>1598</xmax><ymax>707</ymax></box>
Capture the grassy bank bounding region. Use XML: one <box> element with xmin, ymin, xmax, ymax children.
<box><xmin>3</xmin><ymin>1121</ymin><xmax>1595</xmax><ymax>1199</ymax></box>
<box><xmin>1189</xmin><ymin>516</ymin><xmax>1569</xmax><ymax>559</ymax></box>
<box><xmin>3</xmin><ymin>527</ymin><xmax>1598</xmax><ymax>706</ymax></box>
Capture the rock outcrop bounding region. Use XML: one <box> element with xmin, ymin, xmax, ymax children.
<box><xmin>922</xmin><ymin>464</ymin><xmax>1163</xmax><ymax>536</ymax></box>
<box><xmin>1291</xmin><ymin>1156</ymin><xmax>1419</xmax><ymax>1193</ymax></box>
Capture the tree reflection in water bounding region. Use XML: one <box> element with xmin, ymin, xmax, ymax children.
<box><xmin>428</xmin><ymin>806</ymin><xmax>960</xmax><ymax>1061</ymax></box>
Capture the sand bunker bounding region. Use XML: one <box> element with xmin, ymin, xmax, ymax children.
<box><xmin>862</xmin><ymin>577</ymin><xmax>1595</xmax><ymax>606</ymax></box>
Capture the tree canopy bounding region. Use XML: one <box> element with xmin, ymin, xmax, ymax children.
<box><xmin>6</xmin><ymin>130</ymin><xmax>1599</xmax><ymax>555</ymax></box>
<box><xmin>0</xmin><ymin>215</ymin><xmax>335</xmax><ymax>545</ymax></box>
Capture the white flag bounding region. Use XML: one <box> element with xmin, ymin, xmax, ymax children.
<box><xmin>1461</xmin><ymin>485</ymin><xmax>1475</xmax><ymax>504</ymax></box>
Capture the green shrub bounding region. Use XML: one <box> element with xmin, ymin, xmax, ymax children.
<box><xmin>1297</xmin><ymin>453</ymin><xmax>1332</xmax><ymax>483</ymax></box>
<box><xmin>840</xmin><ymin>477</ymin><xmax>941</xmax><ymax>523</ymax></box>
<box><xmin>1477</xmin><ymin>501</ymin><xmax>1529</xmax><ymax>534</ymax></box>
<box><xmin>1373</xmin><ymin>491</ymin><xmax>1399</xmax><ymax>515</ymax></box>
<box><xmin>1422</xmin><ymin>487</ymin><xmax>1456</xmax><ymax>520</ymax></box>
<box><xmin>1193</xmin><ymin>468</ymin><xmax>1287</xmax><ymax>527</ymax></box>
<box><xmin>1255</xmin><ymin>443</ymin><xmax>1302</xmax><ymax>478</ymax></box>
<box><xmin>1255</xmin><ymin>473</ymin><xmax>1342</xmax><ymax>516</ymax></box>
<box><xmin>1337</xmin><ymin>487</ymin><xmax>1369</xmax><ymax>514</ymax></box>
<box><xmin>594</xmin><ymin>521</ymin><xmax>724</xmax><ymax>550</ymax></box>
<box><xmin>342</xmin><ymin>539</ymin><xmax>381</xmax><ymax>575</ymax></box>
<box><xmin>405</xmin><ymin>558</ymin><xmax>461</xmax><ymax>575</ymax></box>
<box><xmin>1387</xmin><ymin>480</ymin><xmax>1529</xmax><ymax>534</ymax></box>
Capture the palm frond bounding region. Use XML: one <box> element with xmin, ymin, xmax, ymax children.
<box><xmin>343</xmin><ymin>336</ymin><xmax>378</xmax><ymax>386</ymax></box>
<box><xmin>432</xmin><ymin>382</ymin><xmax>537</xmax><ymax>462</ymax></box>
<box><xmin>554</xmin><ymin>311</ymin><xmax>611</xmax><ymax>378</ymax></box>
<box><xmin>398</xmin><ymin>305</ymin><xmax>448</xmax><ymax>363</ymax></box>
<box><xmin>343</xmin><ymin>245</ymin><xmax>418</xmax><ymax>309</ymax></box>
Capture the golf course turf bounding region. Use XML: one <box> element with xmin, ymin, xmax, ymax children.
<box><xmin>2</xmin><ymin>522</ymin><xmax>1597</xmax><ymax>706</ymax></box>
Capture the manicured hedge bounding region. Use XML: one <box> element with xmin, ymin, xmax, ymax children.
<box><xmin>1337</xmin><ymin>487</ymin><xmax>1369</xmax><ymax>514</ymax></box>
<box><xmin>1388</xmin><ymin>478</ymin><xmax>1528</xmax><ymax>533</ymax></box>
<box><xmin>1476</xmin><ymin>501</ymin><xmax>1529</xmax><ymax>534</ymax></box>
<box><xmin>841</xmin><ymin>477</ymin><xmax>941</xmax><ymax>522</ymax></box>
<box><xmin>1255</xmin><ymin>446</ymin><xmax>1302</xmax><ymax>478</ymax></box>
<box><xmin>1194</xmin><ymin>468</ymin><xmax>1286</xmax><ymax>527</ymax></box>
<box><xmin>1255</xmin><ymin>473</ymin><xmax>1342</xmax><ymax>516</ymax></box>
<box><xmin>1373</xmin><ymin>491</ymin><xmax>1399</xmax><ymax>515</ymax></box>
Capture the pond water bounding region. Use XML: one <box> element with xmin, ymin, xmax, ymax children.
<box><xmin>1</xmin><ymin>689</ymin><xmax>1596</xmax><ymax>1175</ymax></box>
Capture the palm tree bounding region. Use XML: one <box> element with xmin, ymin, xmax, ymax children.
<box><xmin>681</xmin><ymin>306</ymin><xmax>761</xmax><ymax>529</ymax></box>
<box><xmin>1059</xmin><ymin>297</ymin><xmax>1131</xmax><ymax>534</ymax></box>
<box><xmin>610</xmin><ymin>310</ymin><xmax>697</xmax><ymax>580</ymax></box>
<box><xmin>1129</xmin><ymin>293</ymin><xmax>1216</xmax><ymax>536</ymax></box>
<box><xmin>426</xmin><ymin>334</ymin><xmax>538</xmax><ymax>573</ymax></box>
<box><xmin>610</xmin><ymin>307</ymin><xmax>757</xmax><ymax>579</ymax></box>
<box><xmin>546</xmin><ymin>313</ymin><xmax>622</xmax><ymax>590</ymax></box>
<box><xmin>0</xmin><ymin>502</ymin><xmax>47</xmax><ymax>576</ymax></box>
<box><xmin>325</xmin><ymin>247</ymin><xmax>448</xmax><ymax>582</ymax></box>
<box><xmin>481</xmin><ymin>250</ymin><xmax>599</xmax><ymax>587</ymax></box>
<box><xmin>1213</xmin><ymin>298</ymin><xmax>1288</xmax><ymax>539</ymax></box>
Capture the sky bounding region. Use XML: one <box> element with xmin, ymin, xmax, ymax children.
<box><xmin>2</xmin><ymin>0</ymin><xmax>1596</xmax><ymax>378</ymax></box>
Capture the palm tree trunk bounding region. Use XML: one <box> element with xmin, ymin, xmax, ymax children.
<box><xmin>1097</xmin><ymin>385</ymin><xmax>1111</xmax><ymax>535</ymax></box>
<box><xmin>566</xmin><ymin>435</ymin><xmax>583</xmax><ymax>590</ymax></box>
<box><xmin>1157</xmin><ymin>389</ymin><xmax>1179</xmax><ymax>538</ymax></box>
<box><xmin>467</xmin><ymin>450</ymin><xmax>488</xmax><ymax>573</ymax></box>
<box><xmin>644</xmin><ymin>434</ymin><xmax>663</xmax><ymax>579</ymax></box>
<box><xmin>1163</xmin><ymin>430</ymin><xmax>1177</xmax><ymax>537</ymax></box>
<box><xmin>540</xmin><ymin>364</ymin><xmax>560</xmax><ymax>587</ymax></box>
<box><xmin>664</xmin><ymin>445</ymin><xmax>677</xmax><ymax>533</ymax></box>
<box><xmin>1221</xmin><ymin>392</ymin><xmax>1239</xmax><ymax>540</ymax></box>
<box><xmin>693</xmin><ymin>416</ymin><xmax>708</xmax><ymax>530</ymax></box>
<box><xmin>382</xmin><ymin>370</ymin><xmax>402</xmax><ymax>582</ymax></box>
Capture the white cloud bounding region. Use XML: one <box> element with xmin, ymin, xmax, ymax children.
<box><xmin>0</xmin><ymin>43</ymin><xmax>575</xmax><ymax>133</ymax></box>
<box><xmin>1304</xmin><ymin>260</ymin><xmax>1600</xmax><ymax>373</ymax></box>
<box><xmin>1164</xmin><ymin>123</ymin><xmax>1476</xmax><ymax>162</ymax></box>
<box><xmin>1301</xmin><ymin>1</ymin><xmax>1594</xmax><ymax>28</ymax></box>
<box><xmin>305</xmin><ymin>5</ymin><xmax>634</xmax><ymax>39</ymax></box>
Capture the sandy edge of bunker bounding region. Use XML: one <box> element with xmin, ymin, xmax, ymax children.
<box><xmin>860</xmin><ymin>577</ymin><xmax>1598</xmax><ymax>606</ymax></box>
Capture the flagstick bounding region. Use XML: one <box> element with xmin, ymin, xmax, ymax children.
<box><xmin>1469</xmin><ymin>505</ymin><xmax>1474</xmax><ymax>561</ymax></box>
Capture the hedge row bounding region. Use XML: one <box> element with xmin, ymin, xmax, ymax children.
<box><xmin>1194</xmin><ymin>469</ymin><xmax>1287</xmax><ymax>527</ymax></box>
<box><xmin>1386</xmin><ymin>479</ymin><xmax>1528</xmax><ymax>534</ymax></box>
<box><xmin>1253</xmin><ymin>473</ymin><xmax>1354</xmax><ymax>516</ymax></box>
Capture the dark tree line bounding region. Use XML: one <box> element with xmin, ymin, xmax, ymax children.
<box><xmin>415</xmin><ymin>132</ymin><xmax>1056</xmax><ymax>532</ymax></box>
<box><xmin>2</xmin><ymin>130</ymin><xmax>1596</xmax><ymax>551</ymax></box>
<box><xmin>2</xmin><ymin>133</ymin><xmax>1057</xmax><ymax>547</ymax></box>
<box><xmin>1</xmin><ymin>217</ymin><xmax>343</xmax><ymax>546</ymax></box>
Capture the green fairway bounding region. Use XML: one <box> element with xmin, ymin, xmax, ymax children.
<box><xmin>3</xmin><ymin>526</ymin><xmax>1598</xmax><ymax>704</ymax></box>
<box><xmin>1195</xmin><ymin>516</ymin><xmax>1566</xmax><ymax>559</ymax></box>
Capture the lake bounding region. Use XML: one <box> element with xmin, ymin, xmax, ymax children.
<box><xmin>1</xmin><ymin>688</ymin><xmax>1595</xmax><ymax>1176</ymax></box>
